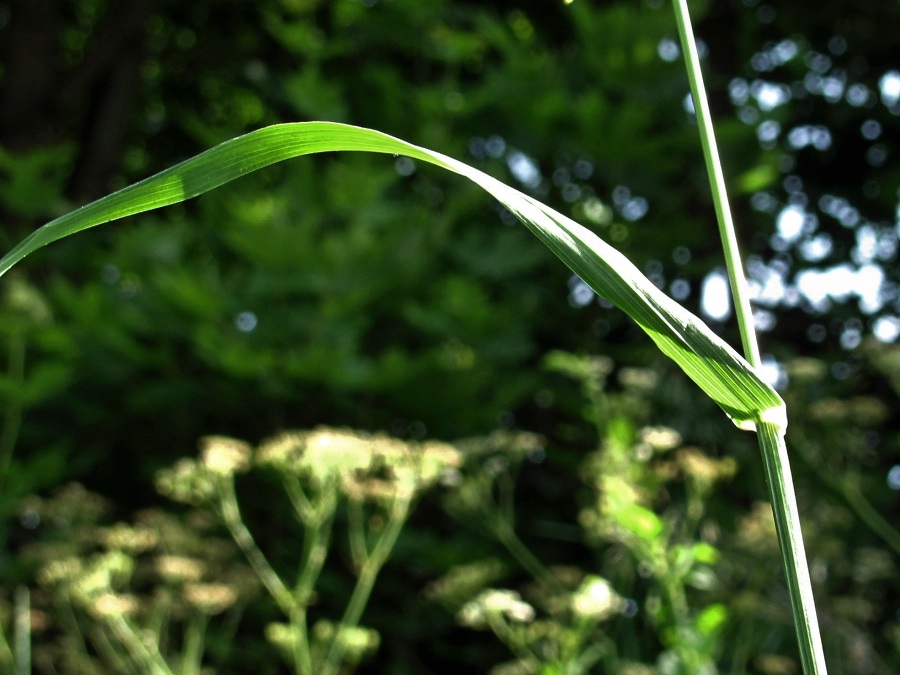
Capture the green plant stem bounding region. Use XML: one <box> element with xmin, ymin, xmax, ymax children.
<box><xmin>838</xmin><ymin>482</ymin><xmax>900</xmax><ymax>555</ymax></box>
<box><xmin>671</xmin><ymin>0</ymin><xmax>759</xmax><ymax>367</ymax></box>
<box><xmin>671</xmin><ymin>2</ymin><xmax>826</xmax><ymax>672</ymax></box>
<box><xmin>58</xmin><ymin>593</ymin><xmax>94</xmax><ymax>669</ymax></box>
<box><xmin>284</xmin><ymin>475</ymin><xmax>315</xmax><ymax>524</ymax></box>
<box><xmin>181</xmin><ymin>614</ymin><xmax>208</xmax><ymax>675</ymax></box>
<box><xmin>217</xmin><ymin>476</ymin><xmax>295</xmax><ymax>616</ymax></box>
<box><xmin>296</xmin><ymin>511</ymin><xmax>335</xmax><ymax>602</ymax></box>
<box><xmin>493</xmin><ymin>468</ymin><xmax>564</xmax><ymax>593</ymax></box>
<box><xmin>566</xmin><ymin>641</ymin><xmax>612</xmax><ymax>675</ymax></box>
<box><xmin>289</xmin><ymin>606</ymin><xmax>314</xmax><ymax>675</ymax></box>
<box><xmin>146</xmin><ymin>591</ymin><xmax>173</xmax><ymax>659</ymax></box>
<box><xmin>494</xmin><ymin>520</ymin><xmax>563</xmax><ymax>594</ymax></box>
<box><xmin>91</xmin><ymin>623</ymin><xmax>134</xmax><ymax>672</ymax></box>
<box><xmin>347</xmin><ymin>496</ymin><xmax>368</xmax><ymax>572</ymax></box>
<box><xmin>757</xmin><ymin>422</ymin><xmax>827</xmax><ymax>674</ymax></box>
<box><xmin>322</xmin><ymin>492</ymin><xmax>412</xmax><ymax>675</ymax></box>
<box><xmin>225</xmin><ymin>476</ymin><xmax>316</xmax><ymax>674</ymax></box>
<box><xmin>486</xmin><ymin>614</ymin><xmax>540</xmax><ymax>672</ymax></box>
<box><xmin>289</xmin><ymin>479</ymin><xmax>337</xmax><ymax>605</ymax></box>
<box><xmin>291</xmin><ymin>484</ymin><xmax>337</xmax><ymax>675</ymax></box>
<box><xmin>105</xmin><ymin>613</ymin><xmax>174</xmax><ymax>675</ymax></box>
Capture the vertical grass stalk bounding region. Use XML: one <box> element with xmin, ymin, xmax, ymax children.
<box><xmin>670</xmin><ymin>1</ymin><xmax>827</xmax><ymax>672</ymax></box>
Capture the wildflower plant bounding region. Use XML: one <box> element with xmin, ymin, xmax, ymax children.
<box><xmin>434</xmin><ymin>431</ymin><xmax>628</xmax><ymax>674</ymax></box>
<box><xmin>580</xmin><ymin>417</ymin><xmax>735</xmax><ymax>675</ymax></box>
<box><xmin>7</xmin><ymin>428</ymin><xmax>462</xmax><ymax>674</ymax></box>
<box><xmin>13</xmin><ymin>483</ymin><xmax>256</xmax><ymax>674</ymax></box>
<box><xmin>158</xmin><ymin>427</ymin><xmax>462</xmax><ymax>675</ymax></box>
<box><xmin>433</xmin><ymin>357</ymin><xmax>744</xmax><ymax>674</ymax></box>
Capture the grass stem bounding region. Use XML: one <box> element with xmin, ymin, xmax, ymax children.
<box><xmin>670</xmin><ymin>0</ymin><xmax>759</xmax><ymax>367</ymax></box>
<box><xmin>757</xmin><ymin>423</ymin><xmax>827</xmax><ymax>673</ymax></box>
<box><xmin>670</xmin><ymin>1</ymin><xmax>827</xmax><ymax>672</ymax></box>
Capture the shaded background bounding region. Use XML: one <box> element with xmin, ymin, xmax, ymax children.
<box><xmin>0</xmin><ymin>0</ymin><xmax>898</xmax><ymax>672</ymax></box>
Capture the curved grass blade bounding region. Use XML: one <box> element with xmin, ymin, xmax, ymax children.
<box><xmin>0</xmin><ymin>122</ymin><xmax>785</xmax><ymax>431</ymax></box>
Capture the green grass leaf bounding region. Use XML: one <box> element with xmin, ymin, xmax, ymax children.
<box><xmin>0</xmin><ymin>122</ymin><xmax>785</xmax><ymax>432</ymax></box>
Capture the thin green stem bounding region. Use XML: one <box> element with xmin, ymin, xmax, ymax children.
<box><xmin>322</xmin><ymin>492</ymin><xmax>412</xmax><ymax>675</ymax></box>
<box><xmin>291</xmin><ymin>481</ymin><xmax>337</xmax><ymax>605</ymax></box>
<box><xmin>288</xmin><ymin>606</ymin><xmax>313</xmax><ymax>675</ymax></box>
<box><xmin>91</xmin><ymin>624</ymin><xmax>134</xmax><ymax>672</ymax></box>
<box><xmin>180</xmin><ymin>614</ymin><xmax>207</xmax><ymax>675</ymax></box>
<box><xmin>0</xmin><ymin>630</ymin><xmax>12</xmax><ymax>673</ymax></box>
<box><xmin>671</xmin><ymin>0</ymin><xmax>759</xmax><ymax>367</ymax></box>
<box><xmin>291</xmin><ymin>485</ymin><xmax>337</xmax><ymax>675</ymax></box>
<box><xmin>284</xmin><ymin>475</ymin><xmax>315</xmax><ymax>524</ymax></box>
<box><xmin>565</xmin><ymin>640</ymin><xmax>612</xmax><ymax>675</ymax></box>
<box><xmin>494</xmin><ymin>520</ymin><xmax>563</xmax><ymax>594</ymax></box>
<box><xmin>671</xmin><ymin>2</ymin><xmax>826</xmax><ymax>673</ymax></box>
<box><xmin>217</xmin><ymin>476</ymin><xmax>295</xmax><ymax>616</ymax></box>
<box><xmin>296</xmin><ymin>520</ymin><xmax>334</xmax><ymax>606</ymax></box>
<box><xmin>493</xmin><ymin>470</ymin><xmax>564</xmax><ymax>594</ymax></box>
<box><xmin>146</xmin><ymin>590</ymin><xmax>173</xmax><ymax>658</ymax></box>
<box><xmin>486</xmin><ymin>613</ymin><xmax>540</xmax><ymax>672</ymax></box>
<box><xmin>104</xmin><ymin>613</ymin><xmax>174</xmax><ymax>675</ymax></box>
<box><xmin>839</xmin><ymin>481</ymin><xmax>900</xmax><ymax>555</ymax></box>
<box><xmin>757</xmin><ymin>422</ymin><xmax>827</xmax><ymax>673</ymax></box>
<box><xmin>57</xmin><ymin>594</ymin><xmax>93</xmax><ymax>669</ymax></box>
<box><xmin>346</xmin><ymin>496</ymin><xmax>368</xmax><ymax>572</ymax></box>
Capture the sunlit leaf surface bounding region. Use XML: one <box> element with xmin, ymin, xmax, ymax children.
<box><xmin>0</xmin><ymin>122</ymin><xmax>785</xmax><ymax>431</ymax></box>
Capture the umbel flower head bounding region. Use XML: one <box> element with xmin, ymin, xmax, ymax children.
<box><xmin>155</xmin><ymin>436</ymin><xmax>251</xmax><ymax>505</ymax></box>
<box><xmin>256</xmin><ymin>426</ymin><xmax>462</xmax><ymax>502</ymax></box>
<box><xmin>570</xmin><ymin>575</ymin><xmax>623</xmax><ymax>621</ymax></box>
<box><xmin>200</xmin><ymin>436</ymin><xmax>252</xmax><ymax>476</ymax></box>
<box><xmin>155</xmin><ymin>458</ymin><xmax>218</xmax><ymax>506</ymax></box>
<box><xmin>457</xmin><ymin>589</ymin><xmax>536</xmax><ymax>629</ymax></box>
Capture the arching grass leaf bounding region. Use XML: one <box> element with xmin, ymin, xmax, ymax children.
<box><xmin>0</xmin><ymin>122</ymin><xmax>785</xmax><ymax>432</ymax></box>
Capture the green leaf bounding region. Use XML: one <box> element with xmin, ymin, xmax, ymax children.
<box><xmin>695</xmin><ymin>603</ymin><xmax>728</xmax><ymax>636</ymax></box>
<box><xmin>614</xmin><ymin>502</ymin><xmax>664</xmax><ymax>541</ymax></box>
<box><xmin>691</xmin><ymin>542</ymin><xmax>721</xmax><ymax>565</ymax></box>
<box><xmin>735</xmin><ymin>161</ymin><xmax>779</xmax><ymax>194</ymax></box>
<box><xmin>0</xmin><ymin>122</ymin><xmax>785</xmax><ymax>431</ymax></box>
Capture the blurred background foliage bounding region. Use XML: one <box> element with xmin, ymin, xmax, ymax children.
<box><xmin>0</xmin><ymin>0</ymin><xmax>898</xmax><ymax>672</ymax></box>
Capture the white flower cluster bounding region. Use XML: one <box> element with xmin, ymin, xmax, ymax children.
<box><xmin>457</xmin><ymin>589</ymin><xmax>536</xmax><ymax>629</ymax></box>
<box><xmin>257</xmin><ymin>427</ymin><xmax>462</xmax><ymax>502</ymax></box>
<box><xmin>570</xmin><ymin>575</ymin><xmax>623</xmax><ymax>621</ymax></box>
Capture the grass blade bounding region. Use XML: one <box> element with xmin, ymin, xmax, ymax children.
<box><xmin>0</xmin><ymin>122</ymin><xmax>785</xmax><ymax>432</ymax></box>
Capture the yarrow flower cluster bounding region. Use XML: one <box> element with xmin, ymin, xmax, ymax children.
<box><xmin>155</xmin><ymin>458</ymin><xmax>219</xmax><ymax>505</ymax></box>
<box><xmin>256</xmin><ymin>427</ymin><xmax>462</xmax><ymax>502</ymax></box>
<box><xmin>201</xmin><ymin>435</ymin><xmax>252</xmax><ymax>475</ymax></box>
<box><xmin>570</xmin><ymin>575</ymin><xmax>623</xmax><ymax>621</ymax></box>
<box><xmin>457</xmin><ymin>589</ymin><xmax>536</xmax><ymax>629</ymax></box>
